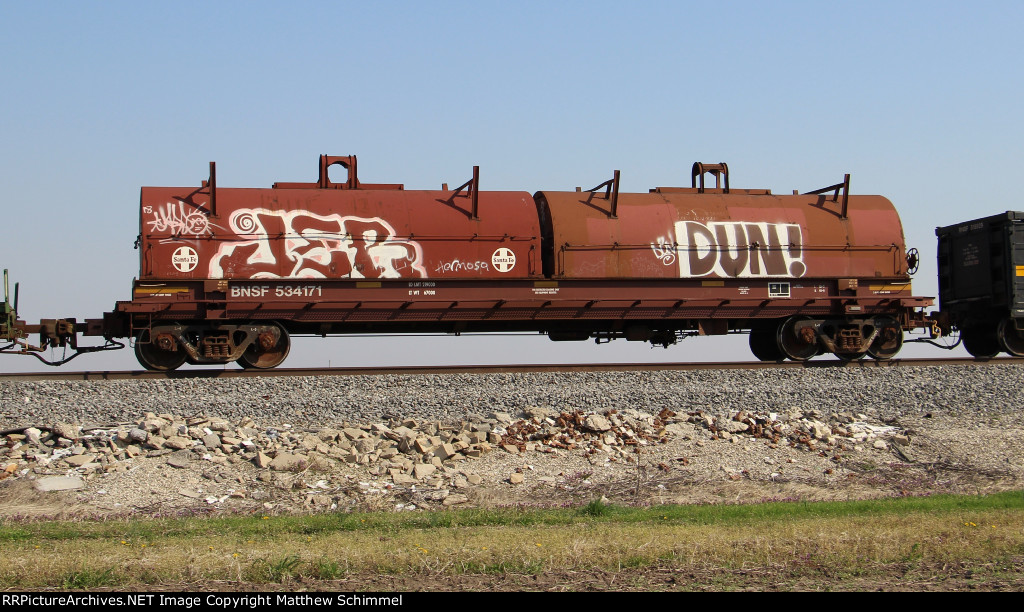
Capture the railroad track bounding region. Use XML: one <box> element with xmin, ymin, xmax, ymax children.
<box><xmin>0</xmin><ymin>356</ymin><xmax>1021</xmax><ymax>382</ymax></box>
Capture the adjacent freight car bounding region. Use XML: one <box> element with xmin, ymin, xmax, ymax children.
<box><xmin>936</xmin><ymin>212</ymin><xmax>1024</xmax><ymax>357</ymax></box>
<box><xmin>1</xmin><ymin>156</ymin><xmax>948</xmax><ymax>370</ymax></box>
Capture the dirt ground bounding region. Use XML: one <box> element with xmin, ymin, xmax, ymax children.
<box><xmin>65</xmin><ymin>559</ymin><xmax>1024</xmax><ymax>592</ymax></box>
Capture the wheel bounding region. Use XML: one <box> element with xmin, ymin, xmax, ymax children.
<box><xmin>997</xmin><ymin>318</ymin><xmax>1024</xmax><ymax>356</ymax></box>
<box><xmin>238</xmin><ymin>322</ymin><xmax>291</xmax><ymax>369</ymax></box>
<box><xmin>749</xmin><ymin>327</ymin><xmax>784</xmax><ymax>361</ymax></box>
<box><xmin>134</xmin><ymin>335</ymin><xmax>186</xmax><ymax>371</ymax></box>
<box><xmin>962</xmin><ymin>327</ymin><xmax>1000</xmax><ymax>358</ymax></box>
<box><xmin>867</xmin><ymin>316</ymin><xmax>904</xmax><ymax>360</ymax></box>
<box><xmin>777</xmin><ymin>316</ymin><xmax>819</xmax><ymax>361</ymax></box>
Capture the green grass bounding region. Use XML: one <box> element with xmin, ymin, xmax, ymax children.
<box><xmin>2</xmin><ymin>490</ymin><xmax>1022</xmax><ymax>543</ymax></box>
<box><xmin>1</xmin><ymin>491</ymin><xmax>1022</xmax><ymax>589</ymax></box>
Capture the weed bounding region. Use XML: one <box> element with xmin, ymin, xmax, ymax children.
<box><xmin>901</xmin><ymin>542</ymin><xmax>924</xmax><ymax>564</ymax></box>
<box><xmin>313</xmin><ymin>557</ymin><xmax>343</xmax><ymax>580</ymax></box>
<box><xmin>619</xmin><ymin>555</ymin><xmax>649</xmax><ymax>569</ymax></box>
<box><xmin>479</xmin><ymin>560</ymin><xmax>545</xmax><ymax>574</ymax></box>
<box><xmin>426</xmin><ymin>513</ymin><xmax>454</xmax><ymax>528</ymax></box>
<box><xmin>255</xmin><ymin>554</ymin><xmax>303</xmax><ymax>583</ymax></box>
<box><xmin>60</xmin><ymin>567</ymin><xmax>117</xmax><ymax>589</ymax></box>
<box><xmin>520</xmin><ymin>559</ymin><xmax>546</xmax><ymax>574</ymax></box>
<box><xmin>580</xmin><ymin>498</ymin><xmax>611</xmax><ymax>517</ymax></box>
<box><xmin>456</xmin><ymin>561</ymin><xmax>488</xmax><ymax>573</ymax></box>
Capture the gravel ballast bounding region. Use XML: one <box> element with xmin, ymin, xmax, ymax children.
<box><xmin>1</xmin><ymin>364</ymin><xmax>1018</xmax><ymax>430</ymax></box>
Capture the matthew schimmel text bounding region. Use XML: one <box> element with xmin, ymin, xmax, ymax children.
<box><xmin>2</xmin><ymin>594</ymin><xmax>404</xmax><ymax>608</ymax></box>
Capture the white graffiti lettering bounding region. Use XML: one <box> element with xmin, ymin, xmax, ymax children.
<box><xmin>658</xmin><ymin>221</ymin><xmax>806</xmax><ymax>278</ymax></box>
<box><xmin>434</xmin><ymin>259</ymin><xmax>490</xmax><ymax>274</ymax></box>
<box><xmin>650</xmin><ymin>236</ymin><xmax>676</xmax><ymax>266</ymax></box>
<box><xmin>209</xmin><ymin>209</ymin><xmax>427</xmax><ymax>279</ymax></box>
<box><xmin>147</xmin><ymin>202</ymin><xmax>215</xmax><ymax>242</ymax></box>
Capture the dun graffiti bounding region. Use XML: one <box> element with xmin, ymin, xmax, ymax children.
<box><xmin>672</xmin><ymin>221</ymin><xmax>806</xmax><ymax>278</ymax></box>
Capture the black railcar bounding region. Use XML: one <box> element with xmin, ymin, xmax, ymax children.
<box><xmin>936</xmin><ymin>211</ymin><xmax>1024</xmax><ymax>357</ymax></box>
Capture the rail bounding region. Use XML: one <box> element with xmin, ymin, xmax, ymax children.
<box><xmin>0</xmin><ymin>356</ymin><xmax>1019</xmax><ymax>382</ymax></box>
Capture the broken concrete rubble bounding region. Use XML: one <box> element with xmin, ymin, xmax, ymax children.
<box><xmin>0</xmin><ymin>405</ymin><xmax>920</xmax><ymax>515</ymax></box>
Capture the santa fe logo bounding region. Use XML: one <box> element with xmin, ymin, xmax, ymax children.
<box><xmin>491</xmin><ymin>248</ymin><xmax>516</xmax><ymax>273</ymax></box>
<box><xmin>172</xmin><ymin>246</ymin><xmax>199</xmax><ymax>273</ymax></box>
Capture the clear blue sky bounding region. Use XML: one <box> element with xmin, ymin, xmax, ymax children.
<box><xmin>2</xmin><ymin>1</ymin><xmax>1021</xmax><ymax>371</ymax></box>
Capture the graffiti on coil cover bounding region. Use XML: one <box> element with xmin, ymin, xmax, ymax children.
<box><xmin>144</xmin><ymin>203</ymin><xmax>218</xmax><ymax>242</ymax></box>
<box><xmin>653</xmin><ymin>221</ymin><xmax>806</xmax><ymax>278</ymax></box>
<box><xmin>209</xmin><ymin>208</ymin><xmax>427</xmax><ymax>279</ymax></box>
